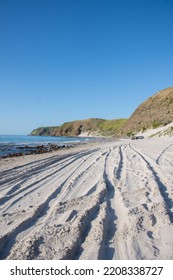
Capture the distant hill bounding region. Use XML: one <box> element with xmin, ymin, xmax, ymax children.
<box><xmin>31</xmin><ymin>86</ymin><xmax>173</xmax><ymax>138</ymax></box>
<box><xmin>31</xmin><ymin>126</ymin><xmax>57</xmax><ymax>136</ymax></box>
<box><xmin>122</xmin><ymin>86</ymin><xmax>173</xmax><ymax>136</ymax></box>
<box><xmin>30</xmin><ymin>118</ymin><xmax>127</xmax><ymax>137</ymax></box>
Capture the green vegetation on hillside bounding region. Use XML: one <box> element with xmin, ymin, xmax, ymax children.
<box><xmin>123</xmin><ymin>86</ymin><xmax>173</xmax><ymax>136</ymax></box>
<box><xmin>52</xmin><ymin>118</ymin><xmax>106</xmax><ymax>136</ymax></box>
<box><xmin>30</xmin><ymin>86</ymin><xmax>173</xmax><ymax>138</ymax></box>
<box><xmin>99</xmin><ymin>119</ymin><xmax>127</xmax><ymax>136</ymax></box>
<box><xmin>30</xmin><ymin>118</ymin><xmax>127</xmax><ymax>137</ymax></box>
<box><xmin>30</xmin><ymin>126</ymin><xmax>57</xmax><ymax>136</ymax></box>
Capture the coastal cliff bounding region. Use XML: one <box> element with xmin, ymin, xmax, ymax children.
<box><xmin>30</xmin><ymin>86</ymin><xmax>173</xmax><ymax>138</ymax></box>
<box><xmin>30</xmin><ymin>118</ymin><xmax>127</xmax><ymax>137</ymax></box>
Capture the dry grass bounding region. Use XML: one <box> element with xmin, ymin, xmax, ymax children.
<box><xmin>123</xmin><ymin>87</ymin><xmax>173</xmax><ymax>135</ymax></box>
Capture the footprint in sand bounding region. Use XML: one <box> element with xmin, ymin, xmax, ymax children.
<box><xmin>152</xmin><ymin>245</ymin><xmax>160</xmax><ymax>257</ymax></box>
<box><xmin>149</xmin><ymin>214</ymin><xmax>157</xmax><ymax>226</ymax></box>
<box><xmin>7</xmin><ymin>221</ymin><xmax>13</xmax><ymax>225</ymax></box>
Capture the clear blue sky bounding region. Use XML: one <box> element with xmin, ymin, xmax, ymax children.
<box><xmin>0</xmin><ymin>0</ymin><xmax>173</xmax><ymax>134</ymax></box>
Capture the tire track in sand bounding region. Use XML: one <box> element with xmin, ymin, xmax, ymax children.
<box><xmin>113</xmin><ymin>143</ymin><xmax>172</xmax><ymax>259</ymax></box>
<box><xmin>0</xmin><ymin>148</ymin><xmax>102</xmax><ymax>259</ymax></box>
<box><xmin>6</xmin><ymin>145</ymin><xmax>118</xmax><ymax>260</ymax></box>
<box><xmin>74</xmin><ymin>147</ymin><xmax>118</xmax><ymax>260</ymax></box>
<box><xmin>156</xmin><ymin>143</ymin><xmax>173</xmax><ymax>165</ymax></box>
<box><xmin>129</xmin><ymin>143</ymin><xmax>173</xmax><ymax>223</ymax></box>
<box><xmin>1</xmin><ymin>141</ymin><xmax>173</xmax><ymax>260</ymax></box>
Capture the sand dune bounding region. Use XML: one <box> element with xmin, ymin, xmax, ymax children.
<box><xmin>0</xmin><ymin>138</ymin><xmax>173</xmax><ymax>260</ymax></box>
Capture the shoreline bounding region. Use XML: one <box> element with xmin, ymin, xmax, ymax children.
<box><xmin>0</xmin><ymin>135</ymin><xmax>110</xmax><ymax>159</ymax></box>
<box><xmin>0</xmin><ymin>140</ymin><xmax>104</xmax><ymax>171</ymax></box>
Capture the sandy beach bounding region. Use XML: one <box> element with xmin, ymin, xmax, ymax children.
<box><xmin>0</xmin><ymin>137</ymin><xmax>173</xmax><ymax>260</ymax></box>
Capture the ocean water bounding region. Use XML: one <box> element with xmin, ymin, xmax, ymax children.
<box><xmin>0</xmin><ymin>135</ymin><xmax>91</xmax><ymax>145</ymax></box>
<box><xmin>0</xmin><ymin>135</ymin><xmax>93</xmax><ymax>157</ymax></box>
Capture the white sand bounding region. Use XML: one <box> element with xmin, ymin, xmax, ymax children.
<box><xmin>0</xmin><ymin>138</ymin><xmax>173</xmax><ymax>260</ymax></box>
<box><xmin>136</xmin><ymin>121</ymin><xmax>173</xmax><ymax>138</ymax></box>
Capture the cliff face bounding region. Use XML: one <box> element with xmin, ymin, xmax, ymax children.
<box><xmin>30</xmin><ymin>118</ymin><xmax>127</xmax><ymax>137</ymax></box>
<box><xmin>122</xmin><ymin>87</ymin><xmax>173</xmax><ymax>136</ymax></box>
<box><xmin>31</xmin><ymin>127</ymin><xmax>57</xmax><ymax>136</ymax></box>
<box><xmin>52</xmin><ymin>118</ymin><xmax>105</xmax><ymax>136</ymax></box>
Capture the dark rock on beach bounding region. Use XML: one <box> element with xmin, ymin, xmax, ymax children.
<box><xmin>0</xmin><ymin>143</ymin><xmax>75</xmax><ymax>159</ymax></box>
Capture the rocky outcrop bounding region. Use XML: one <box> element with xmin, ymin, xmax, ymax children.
<box><xmin>0</xmin><ymin>144</ymin><xmax>75</xmax><ymax>159</ymax></box>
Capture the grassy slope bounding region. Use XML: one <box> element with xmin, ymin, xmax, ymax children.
<box><xmin>30</xmin><ymin>118</ymin><xmax>127</xmax><ymax>137</ymax></box>
<box><xmin>30</xmin><ymin>126</ymin><xmax>57</xmax><ymax>136</ymax></box>
<box><xmin>122</xmin><ymin>87</ymin><xmax>173</xmax><ymax>136</ymax></box>
<box><xmin>99</xmin><ymin>119</ymin><xmax>127</xmax><ymax>136</ymax></box>
<box><xmin>30</xmin><ymin>86</ymin><xmax>173</xmax><ymax>138</ymax></box>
